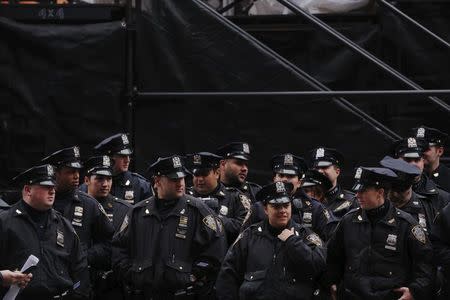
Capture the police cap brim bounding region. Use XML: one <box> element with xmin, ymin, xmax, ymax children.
<box><xmin>266</xmin><ymin>196</ymin><xmax>291</xmax><ymax>205</ymax></box>
<box><xmin>116</xmin><ymin>148</ymin><xmax>133</xmax><ymax>155</ymax></box>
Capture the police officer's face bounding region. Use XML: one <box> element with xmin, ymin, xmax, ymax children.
<box><xmin>221</xmin><ymin>159</ymin><xmax>248</xmax><ymax>185</ymax></box>
<box><xmin>422</xmin><ymin>146</ymin><xmax>443</xmax><ymax>169</ymax></box>
<box><xmin>112</xmin><ymin>155</ymin><xmax>130</xmax><ymax>174</ymax></box>
<box><xmin>316</xmin><ymin>165</ymin><xmax>340</xmax><ymax>186</ymax></box>
<box><xmin>193</xmin><ymin>168</ymin><xmax>219</xmax><ymax>195</ymax></box>
<box><xmin>273</xmin><ymin>173</ymin><xmax>301</xmax><ymax>194</ymax></box>
<box><xmin>303</xmin><ymin>186</ymin><xmax>326</xmax><ymax>202</ymax></box>
<box><xmin>356</xmin><ymin>187</ymin><xmax>385</xmax><ymax>210</ymax></box>
<box><xmin>400</xmin><ymin>156</ymin><xmax>424</xmax><ymax>173</ymax></box>
<box><xmin>155</xmin><ymin>176</ymin><xmax>185</xmax><ymax>200</ymax></box>
<box><xmin>86</xmin><ymin>175</ymin><xmax>112</xmax><ymax>198</ymax></box>
<box><xmin>55</xmin><ymin>167</ymin><xmax>79</xmax><ymax>192</ymax></box>
<box><xmin>264</xmin><ymin>202</ymin><xmax>291</xmax><ymax>228</ymax></box>
<box><xmin>25</xmin><ymin>184</ymin><xmax>55</xmax><ymax>211</ymax></box>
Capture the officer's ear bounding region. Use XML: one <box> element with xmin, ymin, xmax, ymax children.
<box><xmin>84</xmin><ymin>175</ymin><xmax>90</xmax><ymax>185</ymax></box>
<box><xmin>219</xmin><ymin>159</ymin><xmax>227</xmax><ymax>169</ymax></box>
<box><xmin>23</xmin><ymin>185</ymin><xmax>32</xmax><ymax>196</ymax></box>
<box><xmin>334</xmin><ymin>166</ymin><xmax>341</xmax><ymax>176</ymax></box>
<box><xmin>263</xmin><ymin>203</ymin><xmax>269</xmax><ymax>216</ymax></box>
<box><xmin>436</xmin><ymin>146</ymin><xmax>444</xmax><ymax>157</ymax></box>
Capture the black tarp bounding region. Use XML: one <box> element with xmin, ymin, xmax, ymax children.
<box><xmin>0</xmin><ymin>0</ymin><xmax>449</xmax><ymax>192</ymax></box>
<box><xmin>0</xmin><ymin>17</ymin><xmax>127</xmax><ymax>189</ymax></box>
<box><xmin>133</xmin><ymin>0</ymin><xmax>448</xmax><ymax>187</ymax></box>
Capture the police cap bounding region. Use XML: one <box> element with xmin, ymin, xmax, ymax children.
<box><xmin>216</xmin><ymin>142</ymin><xmax>251</xmax><ymax>161</ymax></box>
<box><xmin>352</xmin><ymin>167</ymin><xmax>398</xmax><ymax>192</ymax></box>
<box><xmin>13</xmin><ymin>164</ymin><xmax>56</xmax><ymax>187</ymax></box>
<box><xmin>271</xmin><ymin>153</ymin><xmax>307</xmax><ymax>176</ymax></box>
<box><xmin>310</xmin><ymin>147</ymin><xmax>344</xmax><ymax>168</ymax></box>
<box><xmin>256</xmin><ymin>182</ymin><xmax>293</xmax><ymax>204</ymax></box>
<box><xmin>94</xmin><ymin>133</ymin><xmax>133</xmax><ymax>156</ymax></box>
<box><xmin>147</xmin><ymin>155</ymin><xmax>187</xmax><ymax>179</ymax></box>
<box><xmin>84</xmin><ymin>155</ymin><xmax>113</xmax><ymax>177</ymax></box>
<box><xmin>41</xmin><ymin>146</ymin><xmax>82</xmax><ymax>169</ymax></box>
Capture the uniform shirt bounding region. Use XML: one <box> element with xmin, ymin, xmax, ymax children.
<box><xmin>413</xmin><ymin>173</ymin><xmax>450</xmax><ymax>212</ymax></box>
<box><xmin>327</xmin><ymin>201</ymin><xmax>433</xmax><ymax>300</ymax></box>
<box><xmin>97</xmin><ymin>194</ymin><xmax>131</xmax><ymax>231</ymax></box>
<box><xmin>243</xmin><ymin>189</ymin><xmax>337</xmax><ymax>241</ymax></box>
<box><xmin>324</xmin><ymin>184</ymin><xmax>358</xmax><ymax>220</ymax></box>
<box><xmin>112</xmin><ymin>194</ymin><xmax>227</xmax><ymax>297</ymax></box>
<box><xmin>111</xmin><ymin>171</ymin><xmax>152</xmax><ymax>204</ymax></box>
<box><xmin>430</xmin><ymin>163</ymin><xmax>450</xmax><ymax>193</ymax></box>
<box><xmin>223</xmin><ymin>181</ymin><xmax>261</xmax><ymax>203</ymax></box>
<box><xmin>216</xmin><ymin>219</ymin><xmax>326</xmax><ymax>300</ymax></box>
<box><xmin>54</xmin><ymin>189</ymin><xmax>114</xmax><ymax>271</ymax></box>
<box><xmin>0</xmin><ymin>200</ymin><xmax>90</xmax><ymax>299</ymax></box>
<box><xmin>187</xmin><ymin>183</ymin><xmax>251</xmax><ymax>245</ymax></box>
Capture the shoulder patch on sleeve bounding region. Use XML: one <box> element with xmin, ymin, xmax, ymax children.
<box><xmin>119</xmin><ymin>214</ymin><xmax>129</xmax><ymax>233</ymax></box>
<box><xmin>411</xmin><ymin>225</ymin><xmax>427</xmax><ymax>244</ymax></box>
<box><xmin>98</xmin><ymin>202</ymin><xmax>109</xmax><ymax>218</ymax></box>
<box><xmin>306</xmin><ymin>233</ymin><xmax>323</xmax><ymax>247</ymax></box>
<box><xmin>203</xmin><ymin>214</ymin><xmax>222</xmax><ymax>233</ymax></box>
<box><xmin>239</xmin><ymin>194</ymin><xmax>251</xmax><ymax>211</ymax></box>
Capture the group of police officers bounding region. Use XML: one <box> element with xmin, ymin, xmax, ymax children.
<box><xmin>0</xmin><ymin>125</ymin><xmax>449</xmax><ymax>300</ymax></box>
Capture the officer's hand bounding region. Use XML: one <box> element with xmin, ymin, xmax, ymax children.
<box><xmin>330</xmin><ymin>284</ymin><xmax>337</xmax><ymax>300</ymax></box>
<box><xmin>394</xmin><ymin>287</ymin><xmax>414</xmax><ymax>300</ymax></box>
<box><xmin>1</xmin><ymin>270</ymin><xmax>33</xmax><ymax>288</ymax></box>
<box><xmin>278</xmin><ymin>227</ymin><xmax>295</xmax><ymax>242</ymax></box>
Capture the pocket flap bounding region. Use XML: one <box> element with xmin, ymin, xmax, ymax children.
<box><xmin>131</xmin><ymin>259</ymin><xmax>153</xmax><ymax>272</ymax></box>
<box><xmin>244</xmin><ymin>270</ymin><xmax>267</xmax><ymax>281</ymax></box>
<box><xmin>166</xmin><ymin>260</ymin><xmax>192</xmax><ymax>273</ymax></box>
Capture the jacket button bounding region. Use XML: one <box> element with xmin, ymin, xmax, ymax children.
<box><xmin>389</xmin><ymin>271</ymin><xmax>392</xmax><ymax>275</ymax></box>
<box><xmin>179</xmin><ymin>266</ymin><xmax>183</xmax><ymax>270</ymax></box>
<box><xmin>138</xmin><ymin>267</ymin><xmax>142</xmax><ymax>271</ymax></box>
<box><xmin>250</xmin><ymin>276</ymin><xmax>253</xmax><ymax>279</ymax></box>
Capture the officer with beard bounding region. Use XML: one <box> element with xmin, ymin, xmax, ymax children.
<box><xmin>216</xmin><ymin>181</ymin><xmax>326</xmax><ymax>300</ymax></box>
<box><xmin>217</xmin><ymin>142</ymin><xmax>261</xmax><ymax>203</ymax></box>
<box><xmin>186</xmin><ymin>152</ymin><xmax>250</xmax><ymax>245</ymax></box>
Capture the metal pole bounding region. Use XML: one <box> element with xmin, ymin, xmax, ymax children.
<box><xmin>136</xmin><ymin>89</ymin><xmax>450</xmax><ymax>98</ymax></box>
<box><xmin>378</xmin><ymin>0</ymin><xmax>450</xmax><ymax>50</ymax></box>
<box><xmin>273</xmin><ymin>0</ymin><xmax>450</xmax><ymax>113</ymax></box>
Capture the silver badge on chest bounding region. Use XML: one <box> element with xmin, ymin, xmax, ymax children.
<box><xmin>385</xmin><ymin>234</ymin><xmax>397</xmax><ymax>251</ymax></box>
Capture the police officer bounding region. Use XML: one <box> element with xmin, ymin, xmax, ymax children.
<box><xmin>216</xmin><ymin>181</ymin><xmax>326</xmax><ymax>300</ymax></box>
<box><xmin>310</xmin><ymin>147</ymin><xmax>357</xmax><ymax>219</ymax></box>
<box><xmin>244</xmin><ymin>154</ymin><xmax>336</xmax><ymax>242</ymax></box>
<box><xmin>431</xmin><ymin>201</ymin><xmax>450</xmax><ymax>299</ymax></box>
<box><xmin>112</xmin><ymin>155</ymin><xmax>227</xmax><ymax>300</ymax></box>
<box><xmin>327</xmin><ymin>167</ymin><xmax>433</xmax><ymax>300</ymax></box>
<box><xmin>217</xmin><ymin>142</ymin><xmax>261</xmax><ymax>202</ymax></box>
<box><xmin>392</xmin><ymin>136</ymin><xmax>450</xmax><ymax>212</ymax></box>
<box><xmin>42</xmin><ymin>147</ymin><xmax>114</xmax><ymax>280</ymax></box>
<box><xmin>0</xmin><ymin>164</ymin><xmax>90</xmax><ymax>299</ymax></box>
<box><xmin>412</xmin><ymin>125</ymin><xmax>450</xmax><ymax>192</ymax></box>
<box><xmin>84</xmin><ymin>155</ymin><xmax>131</xmax><ymax>230</ymax></box>
<box><xmin>84</xmin><ymin>155</ymin><xmax>131</xmax><ymax>300</ymax></box>
<box><xmin>93</xmin><ymin>133</ymin><xmax>152</xmax><ymax>204</ymax></box>
<box><xmin>380</xmin><ymin>155</ymin><xmax>435</xmax><ymax>233</ymax></box>
<box><xmin>186</xmin><ymin>152</ymin><xmax>250</xmax><ymax>244</ymax></box>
